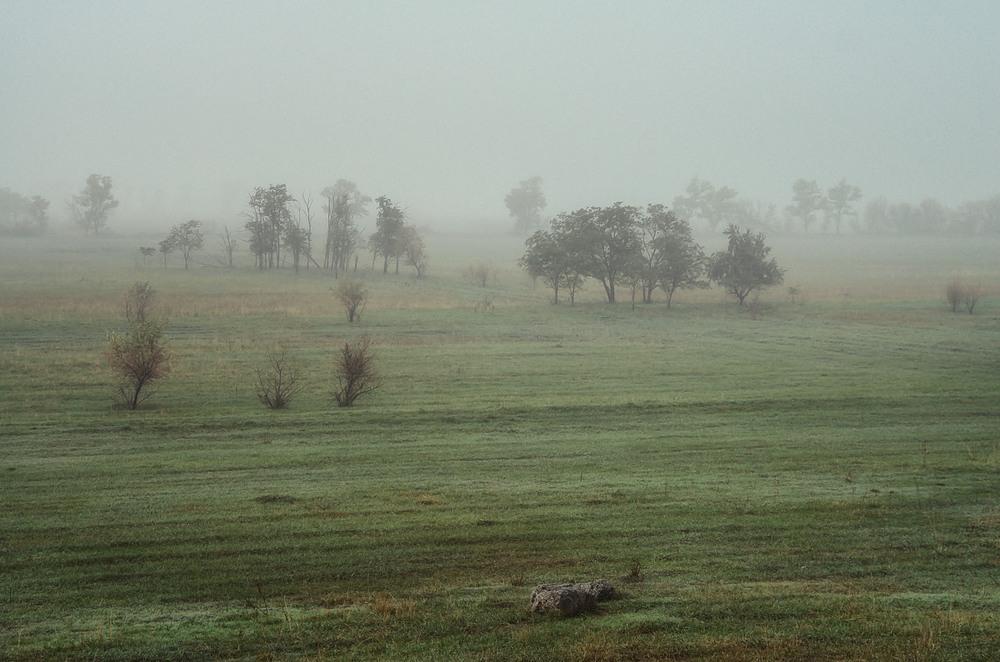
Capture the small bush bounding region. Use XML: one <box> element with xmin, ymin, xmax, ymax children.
<box><xmin>335</xmin><ymin>279</ymin><xmax>368</xmax><ymax>323</ymax></box>
<box><xmin>104</xmin><ymin>320</ymin><xmax>170</xmax><ymax>409</ymax></box>
<box><xmin>946</xmin><ymin>280</ymin><xmax>981</xmax><ymax>314</ymax></box>
<box><xmin>332</xmin><ymin>334</ymin><xmax>384</xmax><ymax>407</ymax></box>
<box><xmin>254</xmin><ymin>350</ymin><xmax>305</xmax><ymax>409</ymax></box>
<box><xmin>125</xmin><ymin>281</ymin><xmax>157</xmax><ymax>324</ymax></box>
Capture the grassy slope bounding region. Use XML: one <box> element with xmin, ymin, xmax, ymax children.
<box><xmin>1</xmin><ymin>232</ymin><xmax>999</xmax><ymax>661</ymax></box>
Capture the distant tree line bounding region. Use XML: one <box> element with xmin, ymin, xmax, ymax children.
<box><xmin>671</xmin><ymin>176</ymin><xmax>1000</xmax><ymax>236</ymax></box>
<box><xmin>0</xmin><ymin>187</ymin><xmax>49</xmax><ymax>236</ymax></box>
<box><xmin>520</xmin><ymin>202</ymin><xmax>783</xmax><ymax>307</ymax></box>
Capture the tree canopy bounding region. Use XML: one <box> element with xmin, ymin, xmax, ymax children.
<box><xmin>707</xmin><ymin>225</ymin><xmax>785</xmax><ymax>306</ymax></box>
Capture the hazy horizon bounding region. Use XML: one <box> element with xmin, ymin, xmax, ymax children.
<box><xmin>3</xmin><ymin>1</ymin><xmax>999</xmax><ymax>233</ymax></box>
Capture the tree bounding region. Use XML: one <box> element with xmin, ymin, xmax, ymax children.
<box><xmin>283</xmin><ymin>221</ymin><xmax>309</xmax><ymax>274</ymax></box>
<box><xmin>732</xmin><ymin>198</ymin><xmax>778</xmax><ymax>233</ymax></box>
<box><xmin>158</xmin><ymin>238</ymin><xmax>173</xmax><ymax>268</ymax></box>
<box><xmin>505</xmin><ymin>176</ymin><xmax>547</xmax><ymax>235</ymax></box>
<box><xmin>707</xmin><ymin>225</ymin><xmax>785</xmax><ymax>306</ymax></box>
<box><xmin>332</xmin><ymin>334</ymin><xmax>385</xmax><ymax>407</ymax></box>
<box><xmin>216</xmin><ymin>225</ymin><xmax>237</xmax><ymax>268</ymax></box>
<box><xmin>672</xmin><ymin>177</ymin><xmax>713</xmax><ymax>225</ymax></box>
<box><xmin>651</xmin><ymin>212</ymin><xmax>707</xmax><ymax>308</ymax></box>
<box><xmin>254</xmin><ymin>350</ymin><xmax>306</xmax><ymax>409</ymax></box>
<box><xmin>71</xmin><ymin>174</ymin><xmax>119</xmax><ymax>235</ymax></box>
<box><xmin>398</xmin><ymin>225</ymin><xmax>427</xmax><ymax>278</ymax></box>
<box><xmin>165</xmin><ymin>220</ymin><xmax>204</xmax><ymax>269</ymax></box>
<box><xmin>124</xmin><ymin>281</ymin><xmax>156</xmax><ymax>324</ymax></box>
<box><xmin>138</xmin><ymin>246</ymin><xmax>156</xmax><ymax>269</ymax></box>
<box><xmin>104</xmin><ymin>319</ymin><xmax>170</xmax><ymax>409</ymax></box>
<box><xmin>862</xmin><ymin>196</ymin><xmax>890</xmax><ymax>234</ymax></box>
<box><xmin>557</xmin><ymin>203</ymin><xmax>641</xmax><ymax>303</ymax></box>
<box><xmin>786</xmin><ymin>179</ymin><xmax>826</xmax><ymax>233</ymax></box>
<box><xmin>244</xmin><ymin>184</ymin><xmax>295</xmax><ymax>269</ymax></box>
<box><xmin>322</xmin><ymin>180</ymin><xmax>370</xmax><ymax>276</ymax></box>
<box><xmin>520</xmin><ymin>230</ymin><xmax>575</xmax><ymax>304</ymax></box>
<box><xmin>673</xmin><ymin>178</ymin><xmax>737</xmax><ymax>232</ymax></box>
<box><xmin>635</xmin><ymin>204</ymin><xmax>705</xmax><ymax>304</ymax></box>
<box><xmin>335</xmin><ymin>279</ymin><xmax>368</xmax><ymax>323</ymax></box>
<box><xmin>825</xmin><ymin>180</ymin><xmax>862</xmax><ymax>234</ymax></box>
<box><xmin>369</xmin><ymin>196</ymin><xmax>405</xmax><ymax>274</ymax></box>
<box><xmin>0</xmin><ymin>188</ymin><xmax>48</xmax><ymax>236</ymax></box>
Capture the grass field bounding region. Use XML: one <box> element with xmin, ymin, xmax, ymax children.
<box><xmin>2</xmin><ymin>230</ymin><xmax>999</xmax><ymax>660</ymax></box>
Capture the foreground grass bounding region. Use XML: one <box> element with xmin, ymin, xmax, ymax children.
<box><xmin>1</xmin><ymin>233</ymin><xmax>999</xmax><ymax>660</ymax></box>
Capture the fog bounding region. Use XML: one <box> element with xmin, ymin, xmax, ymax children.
<box><xmin>2</xmin><ymin>1</ymin><xmax>999</xmax><ymax>233</ymax></box>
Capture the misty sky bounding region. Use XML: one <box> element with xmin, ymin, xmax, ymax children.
<box><xmin>2</xmin><ymin>1</ymin><xmax>999</xmax><ymax>232</ymax></box>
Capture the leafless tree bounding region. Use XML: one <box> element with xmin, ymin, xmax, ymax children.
<box><xmin>217</xmin><ymin>225</ymin><xmax>237</xmax><ymax>268</ymax></box>
<box><xmin>254</xmin><ymin>350</ymin><xmax>306</xmax><ymax>409</ymax></box>
<box><xmin>945</xmin><ymin>280</ymin><xmax>964</xmax><ymax>312</ymax></box>
<box><xmin>332</xmin><ymin>334</ymin><xmax>385</xmax><ymax>407</ymax></box>
<box><xmin>963</xmin><ymin>283</ymin><xmax>981</xmax><ymax>314</ymax></box>
<box><xmin>125</xmin><ymin>282</ymin><xmax>157</xmax><ymax>324</ymax></box>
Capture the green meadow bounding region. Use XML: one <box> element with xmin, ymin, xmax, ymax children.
<box><xmin>2</xmin><ymin>231</ymin><xmax>999</xmax><ymax>661</ymax></box>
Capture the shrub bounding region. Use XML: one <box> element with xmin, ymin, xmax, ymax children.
<box><xmin>125</xmin><ymin>282</ymin><xmax>157</xmax><ymax>324</ymax></box>
<box><xmin>335</xmin><ymin>279</ymin><xmax>368</xmax><ymax>323</ymax></box>
<box><xmin>254</xmin><ymin>350</ymin><xmax>305</xmax><ymax>409</ymax></box>
<box><xmin>104</xmin><ymin>320</ymin><xmax>170</xmax><ymax>409</ymax></box>
<box><xmin>946</xmin><ymin>280</ymin><xmax>981</xmax><ymax>314</ymax></box>
<box><xmin>332</xmin><ymin>334</ymin><xmax>384</xmax><ymax>407</ymax></box>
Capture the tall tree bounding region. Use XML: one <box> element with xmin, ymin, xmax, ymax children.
<box><xmin>505</xmin><ymin>176</ymin><xmax>547</xmax><ymax>235</ymax></box>
<box><xmin>707</xmin><ymin>225</ymin><xmax>785</xmax><ymax>306</ymax></box>
<box><xmin>557</xmin><ymin>203</ymin><xmax>641</xmax><ymax>303</ymax></box>
<box><xmin>321</xmin><ymin>180</ymin><xmax>369</xmax><ymax>276</ymax></box>
<box><xmin>369</xmin><ymin>196</ymin><xmax>406</xmax><ymax>274</ymax></box>
<box><xmin>786</xmin><ymin>179</ymin><xmax>826</xmax><ymax>233</ymax></box>
<box><xmin>825</xmin><ymin>180</ymin><xmax>862</xmax><ymax>234</ymax></box>
<box><xmin>71</xmin><ymin>174</ymin><xmax>119</xmax><ymax>235</ymax></box>
<box><xmin>650</xmin><ymin>209</ymin><xmax>707</xmax><ymax>308</ymax></box>
<box><xmin>244</xmin><ymin>184</ymin><xmax>294</xmax><ymax>269</ymax></box>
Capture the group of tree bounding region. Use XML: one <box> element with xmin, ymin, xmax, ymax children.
<box><xmin>152</xmin><ymin>220</ymin><xmax>205</xmax><ymax>269</ymax></box>
<box><xmin>520</xmin><ymin>203</ymin><xmax>714</xmax><ymax>306</ymax></box>
<box><xmin>860</xmin><ymin>195</ymin><xmax>1000</xmax><ymax>235</ymax></box>
<box><xmin>672</xmin><ymin>176</ymin><xmax>864</xmax><ymax>235</ymax></box>
<box><xmin>0</xmin><ymin>187</ymin><xmax>49</xmax><ymax>236</ymax></box>
<box><xmin>368</xmin><ymin>195</ymin><xmax>426</xmax><ymax>277</ymax></box>
<box><xmin>243</xmin><ymin>184</ymin><xmax>300</xmax><ymax>270</ymax></box>
<box><xmin>240</xmin><ymin>183</ymin><xmax>425</xmax><ymax>278</ymax></box>
<box><xmin>321</xmin><ymin>180</ymin><xmax>369</xmax><ymax>277</ymax></box>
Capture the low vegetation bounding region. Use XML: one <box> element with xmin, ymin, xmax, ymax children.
<box><xmin>1</xmin><ymin>231</ymin><xmax>998</xmax><ymax>660</ymax></box>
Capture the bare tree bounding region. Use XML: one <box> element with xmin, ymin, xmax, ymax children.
<box><xmin>254</xmin><ymin>350</ymin><xmax>306</xmax><ymax>409</ymax></box>
<box><xmin>332</xmin><ymin>334</ymin><xmax>385</xmax><ymax>407</ymax></box>
<box><xmin>335</xmin><ymin>279</ymin><xmax>368</xmax><ymax>323</ymax></box>
<box><xmin>125</xmin><ymin>281</ymin><xmax>157</xmax><ymax>324</ymax></box>
<box><xmin>217</xmin><ymin>225</ymin><xmax>237</xmax><ymax>268</ymax></box>
<box><xmin>963</xmin><ymin>283</ymin><xmax>981</xmax><ymax>314</ymax></box>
